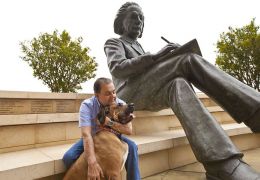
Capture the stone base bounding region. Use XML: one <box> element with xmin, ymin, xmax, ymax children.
<box><xmin>143</xmin><ymin>148</ymin><xmax>260</xmax><ymax>180</ymax></box>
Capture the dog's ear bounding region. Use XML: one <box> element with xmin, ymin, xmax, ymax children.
<box><xmin>104</xmin><ymin>106</ymin><xmax>110</xmax><ymax>115</ymax></box>
<box><xmin>97</xmin><ymin>108</ymin><xmax>106</xmax><ymax>125</ymax></box>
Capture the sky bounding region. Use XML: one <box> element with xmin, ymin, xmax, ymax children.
<box><xmin>0</xmin><ymin>0</ymin><xmax>259</xmax><ymax>93</ymax></box>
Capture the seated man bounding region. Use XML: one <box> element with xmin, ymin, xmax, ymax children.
<box><xmin>62</xmin><ymin>77</ymin><xmax>140</xmax><ymax>180</ymax></box>
<box><xmin>104</xmin><ymin>2</ymin><xmax>260</xmax><ymax>180</ymax></box>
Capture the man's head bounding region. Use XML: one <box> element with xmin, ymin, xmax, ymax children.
<box><xmin>114</xmin><ymin>2</ymin><xmax>144</xmax><ymax>40</ymax></box>
<box><xmin>94</xmin><ymin>77</ymin><xmax>116</xmax><ymax>106</ymax></box>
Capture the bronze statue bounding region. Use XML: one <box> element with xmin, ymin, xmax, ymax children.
<box><xmin>104</xmin><ymin>2</ymin><xmax>260</xmax><ymax>180</ymax></box>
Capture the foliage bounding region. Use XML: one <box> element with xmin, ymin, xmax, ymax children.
<box><xmin>216</xmin><ymin>19</ymin><xmax>260</xmax><ymax>91</ymax></box>
<box><xmin>20</xmin><ymin>30</ymin><xmax>97</xmax><ymax>92</ymax></box>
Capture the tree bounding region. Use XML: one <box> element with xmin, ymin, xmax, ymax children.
<box><xmin>20</xmin><ymin>30</ymin><xmax>97</xmax><ymax>92</ymax></box>
<box><xmin>216</xmin><ymin>19</ymin><xmax>260</xmax><ymax>91</ymax></box>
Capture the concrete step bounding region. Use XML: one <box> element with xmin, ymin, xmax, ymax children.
<box><xmin>0</xmin><ymin>106</ymin><xmax>235</xmax><ymax>153</ymax></box>
<box><xmin>133</xmin><ymin>106</ymin><xmax>235</xmax><ymax>134</ymax></box>
<box><xmin>0</xmin><ymin>91</ymin><xmax>217</xmax><ymax>116</ymax></box>
<box><xmin>0</xmin><ymin>90</ymin><xmax>92</xmax><ymax>115</ymax></box>
<box><xmin>0</xmin><ymin>106</ymin><xmax>230</xmax><ymax>127</ymax></box>
<box><xmin>143</xmin><ymin>148</ymin><xmax>260</xmax><ymax>180</ymax></box>
<box><xmin>0</xmin><ymin>91</ymin><xmax>224</xmax><ymax>153</ymax></box>
<box><xmin>1</xmin><ymin>123</ymin><xmax>259</xmax><ymax>180</ymax></box>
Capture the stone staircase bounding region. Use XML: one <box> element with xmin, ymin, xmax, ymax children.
<box><xmin>0</xmin><ymin>91</ymin><xmax>259</xmax><ymax>180</ymax></box>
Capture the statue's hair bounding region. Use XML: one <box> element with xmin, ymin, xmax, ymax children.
<box><xmin>114</xmin><ymin>2</ymin><xmax>144</xmax><ymax>38</ymax></box>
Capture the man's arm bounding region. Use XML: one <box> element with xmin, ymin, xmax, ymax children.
<box><xmin>81</xmin><ymin>126</ymin><xmax>104</xmax><ymax>179</ymax></box>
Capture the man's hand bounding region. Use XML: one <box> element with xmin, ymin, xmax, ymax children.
<box><xmin>103</xmin><ymin>116</ymin><xmax>133</xmax><ymax>135</ymax></box>
<box><xmin>152</xmin><ymin>43</ymin><xmax>180</xmax><ymax>61</ymax></box>
<box><xmin>104</xmin><ymin>116</ymin><xmax>112</xmax><ymax>126</ymax></box>
<box><xmin>87</xmin><ymin>156</ymin><xmax>104</xmax><ymax>180</ymax></box>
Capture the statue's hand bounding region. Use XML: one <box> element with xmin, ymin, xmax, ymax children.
<box><xmin>152</xmin><ymin>43</ymin><xmax>179</xmax><ymax>61</ymax></box>
<box><xmin>169</xmin><ymin>42</ymin><xmax>181</xmax><ymax>49</ymax></box>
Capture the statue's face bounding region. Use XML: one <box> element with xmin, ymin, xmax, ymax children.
<box><xmin>122</xmin><ymin>6</ymin><xmax>144</xmax><ymax>40</ymax></box>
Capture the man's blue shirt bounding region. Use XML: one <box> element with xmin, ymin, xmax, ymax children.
<box><xmin>79</xmin><ymin>96</ymin><xmax>125</xmax><ymax>135</ymax></box>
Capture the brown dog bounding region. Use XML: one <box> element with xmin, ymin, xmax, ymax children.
<box><xmin>63</xmin><ymin>103</ymin><xmax>134</xmax><ymax>180</ymax></box>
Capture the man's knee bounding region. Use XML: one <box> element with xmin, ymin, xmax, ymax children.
<box><xmin>128</xmin><ymin>140</ymin><xmax>138</xmax><ymax>152</ymax></box>
<box><xmin>62</xmin><ymin>139</ymin><xmax>84</xmax><ymax>168</ymax></box>
<box><xmin>122</xmin><ymin>137</ymin><xmax>138</xmax><ymax>152</ymax></box>
<box><xmin>63</xmin><ymin>150</ymin><xmax>77</xmax><ymax>169</ymax></box>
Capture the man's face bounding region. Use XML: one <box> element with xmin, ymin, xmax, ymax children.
<box><xmin>122</xmin><ymin>6</ymin><xmax>144</xmax><ymax>40</ymax></box>
<box><xmin>96</xmin><ymin>82</ymin><xmax>116</xmax><ymax>106</ymax></box>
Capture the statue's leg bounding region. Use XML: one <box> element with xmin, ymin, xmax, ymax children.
<box><xmin>167</xmin><ymin>77</ymin><xmax>241</xmax><ymax>162</ymax></box>
<box><xmin>119</xmin><ymin>53</ymin><xmax>260</xmax><ymax>179</ymax></box>
<box><xmin>127</xmin><ymin>52</ymin><xmax>260</xmax><ymax>132</ymax></box>
<box><xmin>169</xmin><ymin>53</ymin><xmax>260</xmax><ymax>132</ymax></box>
<box><xmin>168</xmin><ymin>77</ymin><xmax>260</xmax><ymax>180</ymax></box>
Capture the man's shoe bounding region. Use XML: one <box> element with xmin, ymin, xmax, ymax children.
<box><xmin>204</xmin><ymin>158</ymin><xmax>260</xmax><ymax>180</ymax></box>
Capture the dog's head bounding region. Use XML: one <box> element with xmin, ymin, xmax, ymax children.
<box><xmin>97</xmin><ymin>102</ymin><xmax>134</xmax><ymax>125</ymax></box>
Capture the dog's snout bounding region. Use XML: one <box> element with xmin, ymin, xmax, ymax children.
<box><xmin>126</xmin><ymin>103</ymin><xmax>134</xmax><ymax>114</ymax></box>
<box><xmin>117</xmin><ymin>103</ymin><xmax>123</xmax><ymax>106</ymax></box>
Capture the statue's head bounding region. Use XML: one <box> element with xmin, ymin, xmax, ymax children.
<box><xmin>114</xmin><ymin>2</ymin><xmax>144</xmax><ymax>39</ymax></box>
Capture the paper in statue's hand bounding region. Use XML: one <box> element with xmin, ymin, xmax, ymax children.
<box><xmin>158</xmin><ymin>39</ymin><xmax>202</xmax><ymax>61</ymax></box>
<box><xmin>171</xmin><ymin>39</ymin><xmax>202</xmax><ymax>56</ymax></box>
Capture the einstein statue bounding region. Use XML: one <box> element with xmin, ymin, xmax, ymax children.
<box><xmin>104</xmin><ymin>2</ymin><xmax>260</xmax><ymax>180</ymax></box>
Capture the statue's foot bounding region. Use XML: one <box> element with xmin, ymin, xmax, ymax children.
<box><xmin>244</xmin><ymin>109</ymin><xmax>260</xmax><ymax>133</ymax></box>
<box><xmin>204</xmin><ymin>158</ymin><xmax>260</xmax><ymax>180</ymax></box>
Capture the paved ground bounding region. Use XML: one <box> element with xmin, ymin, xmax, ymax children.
<box><xmin>143</xmin><ymin>148</ymin><xmax>260</xmax><ymax>180</ymax></box>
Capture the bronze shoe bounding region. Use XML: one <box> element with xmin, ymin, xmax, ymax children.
<box><xmin>204</xmin><ymin>158</ymin><xmax>260</xmax><ymax>180</ymax></box>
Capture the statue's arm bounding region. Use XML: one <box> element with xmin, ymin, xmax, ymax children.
<box><xmin>104</xmin><ymin>38</ymin><xmax>155</xmax><ymax>78</ymax></box>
